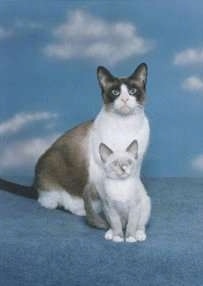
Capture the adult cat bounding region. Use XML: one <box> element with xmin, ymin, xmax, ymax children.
<box><xmin>0</xmin><ymin>63</ymin><xmax>150</xmax><ymax>230</ymax></box>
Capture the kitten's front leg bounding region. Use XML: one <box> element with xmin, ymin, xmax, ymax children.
<box><xmin>103</xmin><ymin>205</ymin><xmax>124</xmax><ymax>242</ymax></box>
<box><xmin>126</xmin><ymin>203</ymin><xmax>141</xmax><ymax>243</ymax></box>
<box><xmin>126</xmin><ymin>194</ymin><xmax>151</xmax><ymax>243</ymax></box>
<box><xmin>135</xmin><ymin>194</ymin><xmax>151</xmax><ymax>242</ymax></box>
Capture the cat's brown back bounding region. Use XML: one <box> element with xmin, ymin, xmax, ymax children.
<box><xmin>34</xmin><ymin>120</ymin><xmax>93</xmax><ymax>196</ymax></box>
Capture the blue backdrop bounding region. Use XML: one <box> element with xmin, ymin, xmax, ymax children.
<box><xmin>0</xmin><ymin>0</ymin><xmax>203</xmax><ymax>181</ymax></box>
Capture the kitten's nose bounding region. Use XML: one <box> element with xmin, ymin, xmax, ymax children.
<box><xmin>121</xmin><ymin>165</ymin><xmax>127</xmax><ymax>172</ymax></box>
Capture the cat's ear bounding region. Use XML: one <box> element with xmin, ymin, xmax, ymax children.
<box><xmin>129</xmin><ymin>63</ymin><xmax>148</xmax><ymax>89</ymax></box>
<box><xmin>97</xmin><ymin>66</ymin><xmax>114</xmax><ymax>90</ymax></box>
<box><xmin>99</xmin><ymin>143</ymin><xmax>113</xmax><ymax>162</ymax></box>
<box><xmin>126</xmin><ymin>140</ymin><xmax>138</xmax><ymax>159</ymax></box>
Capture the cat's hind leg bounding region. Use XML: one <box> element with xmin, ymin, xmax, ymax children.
<box><xmin>83</xmin><ymin>183</ymin><xmax>109</xmax><ymax>229</ymax></box>
<box><xmin>38</xmin><ymin>190</ymin><xmax>60</xmax><ymax>210</ymax></box>
<box><xmin>38</xmin><ymin>189</ymin><xmax>86</xmax><ymax>216</ymax></box>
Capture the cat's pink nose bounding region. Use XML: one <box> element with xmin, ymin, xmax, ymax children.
<box><xmin>121</xmin><ymin>98</ymin><xmax>129</xmax><ymax>103</ymax></box>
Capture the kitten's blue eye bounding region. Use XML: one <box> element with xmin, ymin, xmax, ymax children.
<box><xmin>128</xmin><ymin>88</ymin><xmax>137</xmax><ymax>95</ymax></box>
<box><xmin>111</xmin><ymin>89</ymin><xmax>120</xmax><ymax>96</ymax></box>
<box><xmin>113</xmin><ymin>161</ymin><xmax>119</xmax><ymax>166</ymax></box>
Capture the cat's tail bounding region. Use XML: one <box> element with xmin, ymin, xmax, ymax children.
<box><xmin>0</xmin><ymin>178</ymin><xmax>37</xmax><ymax>199</ymax></box>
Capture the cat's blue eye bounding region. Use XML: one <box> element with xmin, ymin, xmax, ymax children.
<box><xmin>111</xmin><ymin>89</ymin><xmax>120</xmax><ymax>96</ymax></box>
<box><xmin>128</xmin><ymin>88</ymin><xmax>137</xmax><ymax>95</ymax></box>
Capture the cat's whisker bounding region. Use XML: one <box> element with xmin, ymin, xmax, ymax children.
<box><xmin>136</xmin><ymin>104</ymin><xmax>144</xmax><ymax>110</ymax></box>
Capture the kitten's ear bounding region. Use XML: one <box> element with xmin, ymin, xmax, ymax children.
<box><xmin>126</xmin><ymin>140</ymin><xmax>138</xmax><ymax>159</ymax></box>
<box><xmin>129</xmin><ymin>63</ymin><xmax>148</xmax><ymax>89</ymax></box>
<box><xmin>99</xmin><ymin>143</ymin><xmax>113</xmax><ymax>162</ymax></box>
<box><xmin>97</xmin><ymin>66</ymin><xmax>114</xmax><ymax>90</ymax></box>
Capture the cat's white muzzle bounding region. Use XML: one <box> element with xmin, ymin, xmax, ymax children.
<box><xmin>113</xmin><ymin>85</ymin><xmax>140</xmax><ymax>115</ymax></box>
<box><xmin>113</xmin><ymin>99</ymin><xmax>140</xmax><ymax>116</ymax></box>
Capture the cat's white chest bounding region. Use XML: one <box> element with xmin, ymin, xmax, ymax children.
<box><xmin>88</xmin><ymin>108</ymin><xmax>150</xmax><ymax>187</ymax></box>
<box><xmin>90</xmin><ymin>107</ymin><xmax>149</xmax><ymax>163</ymax></box>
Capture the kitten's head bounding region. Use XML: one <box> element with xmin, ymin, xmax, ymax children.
<box><xmin>97</xmin><ymin>63</ymin><xmax>147</xmax><ymax>116</ymax></box>
<box><xmin>99</xmin><ymin>140</ymin><xmax>138</xmax><ymax>180</ymax></box>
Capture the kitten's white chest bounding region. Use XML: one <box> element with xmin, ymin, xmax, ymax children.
<box><xmin>104</xmin><ymin>178</ymin><xmax>136</xmax><ymax>204</ymax></box>
<box><xmin>103</xmin><ymin>178</ymin><xmax>139</xmax><ymax>221</ymax></box>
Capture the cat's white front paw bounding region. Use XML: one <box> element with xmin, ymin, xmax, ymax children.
<box><xmin>126</xmin><ymin>236</ymin><xmax>137</xmax><ymax>243</ymax></box>
<box><xmin>105</xmin><ymin>229</ymin><xmax>113</xmax><ymax>240</ymax></box>
<box><xmin>135</xmin><ymin>230</ymin><xmax>146</xmax><ymax>241</ymax></box>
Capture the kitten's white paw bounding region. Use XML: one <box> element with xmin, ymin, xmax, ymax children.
<box><xmin>105</xmin><ymin>230</ymin><xmax>124</xmax><ymax>242</ymax></box>
<box><xmin>126</xmin><ymin>236</ymin><xmax>137</xmax><ymax>243</ymax></box>
<box><xmin>135</xmin><ymin>230</ymin><xmax>146</xmax><ymax>242</ymax></box>
<box><xmin>112</xmin><ymin>235</ymin><xmax>124</xmax><ymax>243</ymax></box>
<box><xmin>105</xmin><ymin>229</ymin><xmax>113</xmax><ymax>240</ymax></box>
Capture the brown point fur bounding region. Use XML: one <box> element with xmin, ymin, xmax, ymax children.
<box><xmin>34</xmin><ymin>120</ymin><xmax>93</xmax><ymax>197</ymax></box>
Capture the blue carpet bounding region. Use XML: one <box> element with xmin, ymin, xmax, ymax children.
<box><xmin>0</xmin><ymin>178</ymin><xmax>203</xmax><ymax>286</ymax></box>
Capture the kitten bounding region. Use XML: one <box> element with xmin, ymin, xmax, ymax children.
<box><xmin>0</xmin><ymin>63</ymin><xmax>150</xmax><ymax>232</ymax></box>
<box><xmin>96</xmin><ymin>140</ymin><xmax>151</xmax><ymax>242</ymax></box>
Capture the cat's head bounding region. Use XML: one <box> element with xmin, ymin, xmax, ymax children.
<box><xmin>97</xmin><ymin>63</ymin><xmax>147</xmax><ymax>116</ymax></box>
<box><xmin>99</xmin><ymin>140</ymin><xmax>138</xmax><ymax>180</ymax></box>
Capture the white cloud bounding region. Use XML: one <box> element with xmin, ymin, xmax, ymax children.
<box><xmin>0</xmin><ymin>26</ymin><xmax>12</xmax><ymax>39</ymax></box>
<box><xmin>44</xmin><ymin>9</ymin><xmax>153</xmax><ymax>65</ymax></box>
<box><xmin>0</xmin><ymin>112</ymin><xmax>58</xmax><ymax>136</ymax></box>
<box><xmin>0</xmin><ymin>134</ymin><xmax>59</xmax><ymax>170</ymax></box>
<box><xmin>182</xmin><ymin>76</ymin><xmax>203</xmax><ymax>92</ymax></box>
<box><xmin>192</xmin><ymin>154</ymin><xmax>203</xmax><ymax>172</ymax></box>
<box><xmin>174</xmin><ymin>48</ymin><xmax>203</xmax><ymax>66</ymax></box>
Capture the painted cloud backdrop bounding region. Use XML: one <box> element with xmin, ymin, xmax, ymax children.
<box><xmin>0</xmin><ymin>1</ymin><xmax>203</xmax><ymax>182</ymax></box>
<box><xmin>44</xmin><ymin>10</ymin><xmax>153</xmax><ymax>64</ymax></box>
